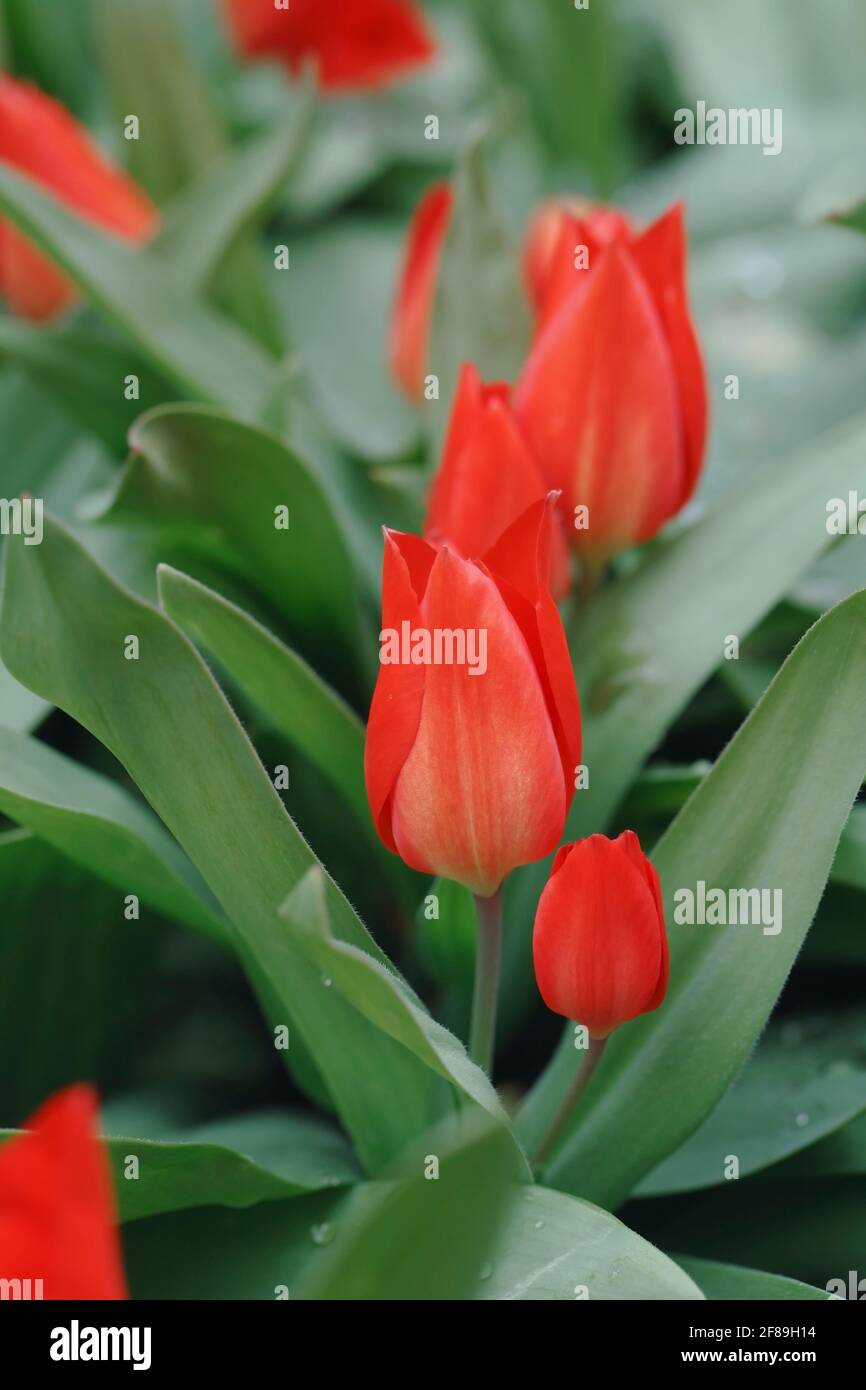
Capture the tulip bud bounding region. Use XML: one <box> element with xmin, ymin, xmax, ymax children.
<box><xmin>533</xmin><ymin>831</ymin><xmax>669</xmax><ymax>1037</ymax></box>
<box><xmin>389</xmin><ymin>182</ymin><xmax>453</xmax><ymax>399</ymax></box>
<box><xmin>515</xmin><ymin>202</ymin><xmax>707</xmax><ymax>563</ymax></box>
<box><xmin>0</xmin><ymin>1085</ymin><xmax>127</xmax><ymax>1298</ymax></box>
<box><xmin>365</xmin><ymin>497</ymin><xmax>581</xmax><ymax>897</ymax></box>
<box><xmin>0</xmin><ymin>75</ymin><xmax>157</xmax><ymax>321</ymax></box>
<box><xmin>425</xmin><ymin>362</ymin><xmax>571</xmax><ymax>596</ymax></box>
<box><xmin>223</xmin><ymin>0</ymin><xmax>435</xmax><ymax>91</ymax></box>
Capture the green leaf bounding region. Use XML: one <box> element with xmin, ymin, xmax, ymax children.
<box><xmin>427</xmin><ymin>132</ymin><xmax>529</xmax><ymax>451</ymax></box>
<box><xmin>475</xmin><ymin>1187</ymin><xmax>703</xmax><ymax>1300</ymax></box>
<box><xmin>520</xmin><ymin>589</ymin><xmax>866</xmax><ymax>1208</ymax></box>
<box><xmin>92</xmin><ymin>0</ymin><xmax>225</xmax><ymax>203</ymax></box>
<box><xmin>502</xmin><ymin>414</ymin><xmax>866</xmax><ymax>1024</ymax></box>
<box><xmin>769</xmin><ymin>1110</ymin><xmax>866</xmax><ymax>1181</ymax></box>
<box><xmin>828</xmin><ymin>197</ymin><xmax>866</xmax><ymax>237</ymax></box>
<box><xmin>676</xmin><ymin>1255</ymin><xmax>831</xmax><ymax>1302</ymax></box>
<box><xmin>0</xmin><ymin>726</ymin><xmax>227</xmax><ymax>942</ymax></box>
<box><xmin>0</xmin><ymin>514</ymin><xmax>455</xmax><ymax>1170</ymax></box>
<box><xmin>635</xmin><ymin>1011</ymin><xmax>866</xmax><ymax>1196</ymax></box>
<box><xmin>294</xmin><ymin>1110</ymin><xmax>517</xmax><ymax>1300</ymax></box>
<box><xmin>156</xmin><ymin>566</ymin><xmax>412</xmax><ymax>906</ymax></box>
<box><xmin>280</xmin><ymin>867</ymin><xmax>525</xmax><ymax>1170</ymax></box>
<box><xmin>90</xmin><ymin>405</ymin><xmax>362</xmax><ymax>664</ymax></box>
<box><xmin>0</xmin><ymin>165</ymin><xmax>275</xmax><ymax>418</ymax></box>
<box><xmin>49</xmin><ymin>1110</ymin><xmax>357</xmax><ymax>1223</ymax></box>
<box><xmin>0</xmin><ymin>829</ymin><xmax>159</xmax><ymax>1124</ymax></box>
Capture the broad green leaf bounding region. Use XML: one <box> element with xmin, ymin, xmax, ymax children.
<box><xmin>830</xmin><ymin>805</ymin><xmax>866</xmax><ymax>891</ymax></box>
<box><xmin>676</xmin><ymin>1256</ymin><xmax>831</xmax><ymax>1302</ymax></box>
<box><xmin>502</xmin><ymin>414</ymin><xmax>866</xmax><ymax>1024</ymax></box>
<box><xmin>631</xmin><ymin>1177</ymin><xmax>865</xmax><ymax>1290</ymax></box>
<box><xmin>427</xmin><ymin>133</ymin><xmax>529</xmax><ymax>452</ymax></box>
<box><xmin>90</xmin><ymin>405</ymin><xmax>362</xmax><ymax>664</ymax></box>
<box><xmin>475</xmin><ymin>1187</ymin><xmax>703</xmax><ymax>1301</ymax></box>
<box><xmin>295</xmin><ymin>1110</ymin><xmax>516</xmax><ymax>1300</ymax></box>
<box><xmin>280</xmin><ymin>220</ymin><xmax>418</xmax><ymax>461</ymax></box>
<box><xmin>2</xmin><ymin>1110</ymin><xmax>358</xmax><ymax>1224</ymax></box>
<box><xmin>0</xmin><ymin>829</ymin><xmax>159</xmax><ymax>1125</ymax></box>
<box><xmin>636</xmin><ymin>1011</ymin><xmax>866</xmax><ymax>1197</ymax></box>
<box><xmin>0</xmin><ymin>315</ymin><xmax>172</xmax><ymax>452</ymax></box>
<box><xmin>769</xmin><ymin>1110</ymin><xmax>866</xmax><ymax>1181</ymax></box>
<box><xmin>0</xmin><ymin>726</ymin><xmax>226</xmax><ymax>942</ymax></box>
<box><xmin>0</xmin><ymin>515</ymin><xmax>455</xmax><ymax>1170</ymax></box>
<box><xmin>520</xmin><ymin>589</ymin><xmax>866</xmax><ymax>1208</ymax></box>
<box><xmin>155</xmin><ymin>566</ymin><xmax>415</xmax><ymax>907</ymax></box>
<box><xmin>281</xmin><ymin>868</ymin><xmax>525</xmax><ymax>1169</ymax></box>
<box><xmin>92</xmin><ymin>0</ymin><xmax>225</xmax><ymax>203</ymax></box>
<box><xmin>124</xmin><ymin>1190</ymin><xmax>343</xmax><ymax>1300</ymax></box>
<box><xmin>0</xmin><ymin>165</ymin><xmax>275</xmax><ymax>418</ymax></box>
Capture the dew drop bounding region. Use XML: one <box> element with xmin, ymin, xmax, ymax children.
<box><xmin>533</xmin><ymin>1219</ymin><xmax>545</xmax><ymax>1230</ymax></box>
<box><xmin>795</xmin><ymin>1112</ymin><xmax>810</xmax><ymax>1128</ymax></box>
<box><xmin>322</xmin><ymin>976</ymin><xmax>332</xmax><ymax>988</ymax></box>
<box><xmin>310</xmin><ymin>1222</ymin><xmax>335</xmax><ymax>1246</ymax></box>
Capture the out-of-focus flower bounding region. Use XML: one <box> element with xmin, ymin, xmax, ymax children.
<box><xmin>424</xmin><ymin>362</ymin><xmax>571</xmax><ymax>595</ymax></box>
<box><xmin>522</xmin><ymin>197</ymin><xmax>632</xmax><ymax>329</ymax></box>
<box><xmin>224</xmin><ymin>0</ymin><xmax>435</xmax><ymax>92</ymax></box>
<box><xmin>365</xmin><ymin>497</ymin><xmax>581</xmax><ymax>897</ymax></box>
<box><xmin>0</xmin><ymin>75</ymin><xmax>157</xmax><ymax>321</ymax></box>
<box><xmin>515</xmin><ymin>202</ymin><xmax>707</xmax><ymax>562</ymax></box>
<box><xmin>533</xmin><ymin>831</ymin><xmax>669</xmax><ymax>1037</ymax></box>
<box><xmin>0</xmin><ymin>1084</ymin><xmax>127</xmax><ymax>1299</ymax></box>
<box><xmin>390</xmin><ymin>181</ymin><xmax>452</xmax><ymax>399</ymax></box>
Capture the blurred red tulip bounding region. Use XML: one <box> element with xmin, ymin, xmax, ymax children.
<box><xmin>390</xmin><ymin>181</ymin><xmax>452</xmax><ymax>399</ymax></box>
<box><xmin>533</xmin><ymin>831</ymin><xmax>669</xmax><ymax>1037</ymax></box>
<box><xmin>365</xmin><ymin>497</ymin><xmax>581</xmax><ymax>897</ymax></box>
<box><xmin>515</xmin><ymin>202</ymin><xmax>707</xmax><ymax>562</ymax></box>
<box><xmin>523</xmin><ymin>197</ymin><xmax>632</xmax><ymax>328</ymax></box>
<box><xmin>425</xmin><ymin>362</ymin><xmax>571</xmax><ymax>595</ymax></box>
<box><xmin>224</xmin><ymin>0</ymin><xmax>435</xmax><ymax>91</ymax></box>
<box><xmin>0</xmin><ymin>75</ymin><xmax>157</xmax><ymax>321</ymax></box>
<box><xmin>0</xmin><ymin>1085</ymin><xmax>127</xmax><ymax>1299</ymax></box>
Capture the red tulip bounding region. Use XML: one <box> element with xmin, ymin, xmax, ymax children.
<box><xmin>523</xmin><ymin>197</ymin><xmax>632</xmax><ymax>328</ymax></box>
<box><xmin>0</xmin><ymin>75</ymin><xmax>157</xmax><ymax>321</ymax></box>
<box><xmin>425</xmin><ymin>362</ymin><xmax>571</xmax><ymax>595</ymax></box>
<box><xmin>0</xmin><ymin>1085</ymin><xmax>127</xmax><ymax>1299</ymax></box>
<box><xmin>365</xmin><ymin>497</ymin><xmax>581</xmax><ymax>897</ymax></box>
<box><xmin>224</xmin><ymin>0</ymin><xmax>435</xmax><ymax>92</ymax></box>
<box><xmin>390</xmin><ymin>181</ymin><xmax>452</xmax><ymax>399</ymax></box>
<box><xmin>515</xmin><ymin>202</ymin><xmax>707</xmax><ymax>562</ymax></box>
<box><xmin>533</xmin><ymin>831</ymin><xmax>669</xmax><ymax>1037</ymax></box>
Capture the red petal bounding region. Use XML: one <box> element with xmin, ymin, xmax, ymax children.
<box><xmin>631</xmin><ymin>203</ymin><xmax>707</xmax><ymax>504</ymax></box>
<box><xmin>224</xmin><ymin>0</ymin><xmax>435</xmax><ymax>90</ymax></box>
<box><xmin>389</xmin><ymin>547</ymin><xmax>566</xmax><ymax>895</ymax></box>
<box><xmin>533</xmin><ymin>835</ymin><xmax>664</xmax><ymax>1036</ymax></box>
<box><xmin>364</xmin><ymin>530</ymin><xmax>434</xmax><ymax>851</ymax></box>
<box><xmin>390</xmin><ymin>183</ymin><xmax>453</xmax><ymax>399</ymax></box>
<box><xmin>0</xmin><ymin>1085</ymin><xmax>127</xmax><ymax>1299</ymax></box>
<box><xmin>483</xmin><ymin>497</ymin><xmax>581</xmax><ymax>802</ymax></box>
<box><xmin>515</xmin><ymin>242</ymin><xmax>686</xmax><ymax>556</ymax></box>
<box><xmin>425</xmin><ymin>363</ymin><xmax>571</xmax><ymax>593</ymax></box>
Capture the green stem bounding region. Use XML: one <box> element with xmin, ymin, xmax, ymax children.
<box><xmin>469</xmin><ymin>888</ymin><xmax>503</xmax><ymax>1076</ymax></box>
<box><xmin>532</xmin><ymin>1035</ymin><xmax>608</xmax><ymax>1170</ymax></box>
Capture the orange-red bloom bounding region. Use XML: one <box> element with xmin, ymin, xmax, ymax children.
<box><xmin>533</xmin><ymin>831</ymin><xmax>669</xmax><ymax>1037</ymax></box>
<box><xmin>425</xmin><ymin>362</ymin><xmax>571</xmax><ymax>595</ymax></box>
<box><xmin>224</xmin><ymin>0</ymin><xmax>435</xmax><ymax>91</ymax></box>
<box><xmin>515</xmin><ymin>202</ymin><xmax>707</xmax><ymax>562</ymax></box>
<box><xmin>0</xmin><ymin>75</ymin><xmax>157</xmax><ymax>321</ymax></box>
<box><xmin>0</xmin><ymin>1085</ymin><xmax>127</xmax><ymax>1299</ymax></box>
<box><xmin>365</xmin><ymin>497</ymin><xmax>581</xmax><ymax>897</ymax></box>
<box><xmin>390</xmin><ymin>181</ymin><xmax>452</xmax><ymax>400</ymax></box>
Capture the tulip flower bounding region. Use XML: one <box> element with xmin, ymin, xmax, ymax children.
<box><xmin>425</xmin><ymin>362</ymin><xmax>571</xmax><ymax>595</ymax></box>
<box><xmin>533</xmin><ymin>831</ymin><xmax>669</xmax><ymax>1038</ymax></box>
<box><xmin>0</xmin><ymin>1085</ymin><xmax>127</xmax><ymax>1299</ymax></box>
<box><xmin>522</xmin><ymin>197</ymin><xmax>632</xmax><ymax>329</ymax></box>
<box><xmin>0</xmin><ymin>75</ymin><xmax>157</xmax><ymax>321</ymax></box>
<box><xmin>514</xmin><ymin>202</ymin><xmax>707</xmax><ymax>566</ymax></box>
<box><xmin>224</xmin><ymin>0</ymin><xmax>435</xmax><ymax>92</ymax></box>
<box><xmin>365</xmin><ymin>496</ymin><xmax>581</xmax><ymax>899</ymax></box>
<box><xmin>390</xmin><ymin>181</ymin><xmax>452</xmax><ymax>399</ymax></box>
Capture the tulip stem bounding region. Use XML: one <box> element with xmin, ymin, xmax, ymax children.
<box><xmin>469</xmin><ymin>889</ymin><xmax>503</xmax><ymax>1076</ymax></box>
<box><xmin>532</xmin><ymin>1035</ymin><xmax>608</xmax><ymax>1170</ymax></box>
